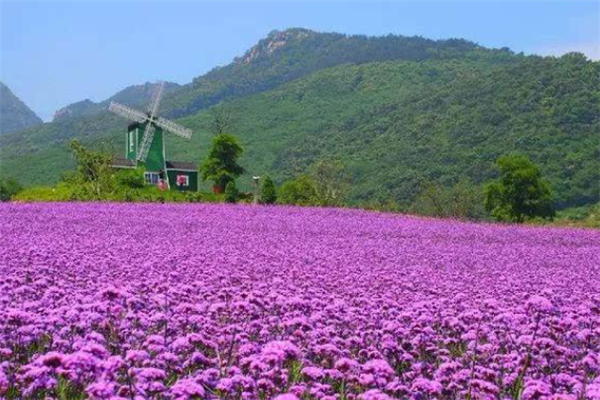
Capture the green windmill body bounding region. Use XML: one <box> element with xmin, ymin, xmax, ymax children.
<box><xmin>109</xmin><ymin>82</ymin><xmax>198</xmax><ymax>191</ymax></box>
<box><xmin>125</xmin><ymin>122</ymin><xmax>166</xmax><ymax>173</ymax></box>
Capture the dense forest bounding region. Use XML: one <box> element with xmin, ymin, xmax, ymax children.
<box><xmin>1</xmin><ymin>29</ymin><xmax>598</xmax><ymax>210</ymax></box>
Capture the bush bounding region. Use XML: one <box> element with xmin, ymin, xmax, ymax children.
<box><xmin>224</xmin><ymin>181</ymin><xmax>239</xmax><ymax>204</ymax></box>
<box><xmin>116</xmin><ymin>168</ymin><xmax>145</xmax><ymax>189</ymax></box>
<box><xmin>14</xmin><ymin>184</ymin><xmax>75</xmax><ymax>202</ymax></box>
<box><xmin>0</xmin><ymin>177</ymin><xmax>23</xmax><ymax>201</ymax></box>
<box><xmin>185</xmin><ymin>192</ymin><xmax>204</xmax><ymax>203</ymax></box>
<box><xmin>278</xmin><ymin>175</ymin><xmax>320</xmax><ymax>206</ymax></box>
<box><xmin>260</xmin><ymin>175</ymin><xmax>277</xmax><ymax>204</ymax></box>
<box><xmin>411</xmin><ymin>179</ymin><xmax>485</xmax><ymax>220</ymax></box>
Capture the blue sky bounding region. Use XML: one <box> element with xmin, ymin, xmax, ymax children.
<box><xmin>1</xmin><ymin>1</ymin><xmax>598</xmax><ymax>121</ymax></box>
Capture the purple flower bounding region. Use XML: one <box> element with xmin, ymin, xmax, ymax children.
<box><xmin>170</xmin><ymin>378</ymin><xmax>205</xmax><ymax>400</ymax></box>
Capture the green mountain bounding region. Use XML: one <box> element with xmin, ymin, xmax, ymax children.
<box><xmin>52</xmin><ymin>81</ymin><xmax>181</xmax><ymax>121</ymax></box>
<box><xmin>0</xmin><ymin>82</ymin><xmax>42</xmax><ymax>134</ymax></box>
<box><xmin>1</xmin><ymin>29</ymin><xmax>598</xmax><ymax>209</ymax></box>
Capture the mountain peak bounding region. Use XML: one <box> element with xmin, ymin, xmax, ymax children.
<box><xmin>0</xmin><ymin>81</ymin><xmax>43</xmax><ymax>134</ymax></box>
<box><xmin>235</xmin><ymin>28</ymin><xmax>315</xmax><ymax>64</ymax></box>
<box><xmin>52</xmin><ymin>81</ymin><xmax>180</xmax><ymax>122</ymax></box>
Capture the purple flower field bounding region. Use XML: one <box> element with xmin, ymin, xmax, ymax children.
<box><xmin>1</xmin><ymin>203</ymin><xmax>599</xmax><ymax>400</ymax></box>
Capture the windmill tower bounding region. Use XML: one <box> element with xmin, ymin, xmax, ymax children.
<box><xmin>109</xmin><ymin>81</ymin><xmax>198</xmax><ymax>191</ymax></box>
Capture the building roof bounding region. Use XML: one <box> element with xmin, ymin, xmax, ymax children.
<box><xmin>112</xmin><ymin>157</ymin><xmax>136</xmax><ymax>168</ymax></box>
<box><xmin>166</xmin><ymin>160</ymin><xmax>197</xmax><ymax>171</ymax></box>
<box><xmin>111</xmin><ymin>157</ymin><xmax>196</xmax><ymax>171</ymax></box>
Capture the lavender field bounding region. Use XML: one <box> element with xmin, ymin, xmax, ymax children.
<box><xmin>1</xmin><ymin>203</ymin><xmax>599</xmax><ymax>400</ymax></box>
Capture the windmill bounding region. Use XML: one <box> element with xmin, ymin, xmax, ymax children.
<box><xmin>109</xmin><ymin>81</ymin><xmax>198</xmax><ymax>191</ymax></box>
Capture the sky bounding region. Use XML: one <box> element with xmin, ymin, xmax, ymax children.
<box><xmin>1</xmin><ymin>1</ymin><xmax>598</xmax><ymax>121</ymax></box>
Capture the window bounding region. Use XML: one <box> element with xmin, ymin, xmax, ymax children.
<box><xmin>144</xmin><ymin>172</ymin><xmax>159</xmax><ymax>185</ymax></box>
<box><xmin>176</xmin><ymin>175</ymin><xmax>189</xmax><ymax>187</ymax></box>
<box><xmin>129</xmin><ymin>130</ymin><xmax>136</xmax><ymax>153</ymax></box>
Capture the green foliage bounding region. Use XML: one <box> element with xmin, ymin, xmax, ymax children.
<box><xmin>14</xmin><ymin>184</ymin><xmax>77</xmax><ymax>202</ymax></box>
<box><xmin>411</xmin><ymin>179</ymin><xmax>485</xmax><ymax>220</ymax></box>
<box><xmin>309</xmin><ymin>159</ymin><xmax>348</xmax><ymax>206</ymax></box>
<box><xmin>115</xmin><ymin>167</ymin><xmax>145</xmax><ymax>189</ymax></box>
<box><xmin>201</xmin><ymin>133</ymin><xmax>245</xmax><ymax>192</ymax></box>
<box><xmin>278</xmin><ymin>175</ymin><xmax>320</xmax><ymax>206</ymax></box>
<box><xmin>260</xmin><ymin>175</ymin><xmax>277</xmax><ymax>204</ymax></box>
<box><xmin>224</xmin><ymin>181</ymin><xmax>239</xmax><ymax>203</ymax></box>
<box><xmin>484</xmin><ymin>154</ymin><xmax>555</xmax><ymax>223</ymax></box>
<box><xmin>553</xmin><ymin>202</ymin><xmax>599</xmax><ymax>228</ymax></box>
<box><xmin>0</xmin><ymin>176</ymin><xmax>23</xmax><ymax>201</ymax></box>
<box><xmin>0</xmin><ymin>31</ymin><xmax>597</xmax><ymax>212</ymax></box>
<box><xmin>70</xmin><ymin>140</ymin><xmax>114</xmax><ymax>195</ymax></box>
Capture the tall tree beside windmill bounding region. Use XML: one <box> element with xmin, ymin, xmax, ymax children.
<box><xmin>109</xmin><ymin>81</ymin><xmax>198</xmax><ymax>191</ymax></box>
<box><xmin>201</xmin><ymin>133</ymin><xmax>245</xmax><ymax>194</ymax></box>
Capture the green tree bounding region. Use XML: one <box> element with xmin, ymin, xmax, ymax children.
<box><xmin>484</xmin><ymin>154</ymin><xmax>555</xmax><ymax>223</ymax></box>
<box><xmin>0</xmin><ymin>177</ymin><xmax>23</xmax><ymax>201</ymax></box>
<box><xmin>201</xmin><ymin>134</ymin><xmax>245</xmax><ymax>193</ymax></box>
<box><xmin>411</xmin><ymin>179</ymin><xmax>485</xmax><ymax>220</ymax></box>
<box><xmin>278</xmin><ymin>175</ymin><xmax>319</xmax><ymax>206</ymax></box>
<box><xmin>309</xmin><ymin>159</ymin><xmax>348</xmax><ymax>206</ymax></box>
<box><xmin>260</xmin><ymin>175</ymin><xmax>277</xmax><ymax>204</ymax></box>
<box><xmin>70</xmin><ymin>140</ymin><xmax>114</xmax><ymax>195</ymax></box>
<box><xmin>224</xmin><ymin>181</ymin><xmax>239</xmax><ymax>204</ymax></box>
<box><xmin>210</xmin><ymin>108</ymin><xmax>232</xmax><ymax>135</ymax></box>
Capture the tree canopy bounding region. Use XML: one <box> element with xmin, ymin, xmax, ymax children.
<box><xmin>200</xmin><ymin>133</ymin><xmax>245</xmax><ymax>192</ymax></box>
<box><xmin>484</xmin><ymin>154</ymin><xmax>555</xmax><ymax>223</ymax></box>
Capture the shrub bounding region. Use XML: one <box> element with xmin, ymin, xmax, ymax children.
<box><xmin>278</xmin><ymin>175</ymin><xmax>319</xmax><ymax>206</ymax></box>
<box><xmin>260</xmin><ymin>175</ymin><xmax>277</xmax><ymax>204</ymax></box>
<box><xmin>0</xmin><ymin>177</ymin><xmax>23</xmax><ymax>201</ymax></box>
<box><xmin>224</xmin><ymin>181</ymin><xmax>239</xmax><ymax>204</ymax></box>
<box><xmin>116</xmin><ymin>168</ymin><xmax>145</xmax><ymax>189</ymax></box>
<box><xmin>411</xmin><ymin>179</ymin><xmax>485</xmax><ymax>220</ymax></box>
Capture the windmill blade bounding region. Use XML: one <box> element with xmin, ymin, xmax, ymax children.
<box><xmin>155</xmin><ymin>117</ymin><xmax>193</xmax><ymax>140</ymax></box>
<box><xmin>147</xmin><ymin>81</ymin><xmax>165</xmax><ymax>117</ymax></box>
<box><xmin>109</xmin><ymin>102</ymin><xmax>149</xmax><ymax>124</ymax></box>
<box><xmin>137</xmin><ymin>123</ymin><xmax>156</xmax><ymax>162</ymax></box>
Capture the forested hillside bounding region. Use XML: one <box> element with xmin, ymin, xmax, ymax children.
<box><xmin>0</xmin><ymin>82</ymin><xmax>42</xmax><ymax>134</ymax></box>
<box><xmin>0</xmin><ymin>29</ymin><xmax>597</xmax><ymax>209</ymax></box>
<box><xmin>172</xmin><ymin>54</ymin><xmax>599</xmax><ymax>208</ymax></box>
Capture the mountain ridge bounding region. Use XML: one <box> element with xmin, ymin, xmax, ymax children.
<box><xmin>0</xmin><ymin>82</ymin><xmax>43</xmax><ymax>135</ymax></box>
<box><xmin>53</xmin><ymin>81</ymin><xmax>181</xmax><ymax>122</ymax></box>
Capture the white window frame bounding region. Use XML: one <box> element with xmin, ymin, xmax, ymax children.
<box><xmin>176</xmin><ymin>174</ymin><xmax>189</xmax><ymax>187</ymax></box>
<box><xmin>129</xmin><ymin>130</ymin><xmax>136</xmax><ymax>153</ymax></box>
<box><xmin>144</xmin><ymin>172</ymin><xmax>159</xmax><ymax>185</ymax></box>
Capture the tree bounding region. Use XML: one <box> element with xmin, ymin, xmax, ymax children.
<box><xmin>200</xmin><ymin>134</ymin><xmax>245</xmax><ymax>193</ymax></box>
<box><xmin>70</xmin><ymin>140</ymin><xmax>114</xmax><ymax>195</ymax></box>
<box><xmin>411</xmin><ymin>179</ymin><xmax>485</xmax><ymax>220</ymax></box>
<box><xmin>210</xmin><ymin>108</ymin><xmax>232</xmax><ymax>136</ymax></box>
<box><xmin>484</xmin><ymin>154</ymin><xmax>554</xmax><ymax>223</ymax></box>
<box><xmin>0</xmin><ymin>177</ymin><xmax>23</xmax><ymax>202</ymax></box>
<box><xmin>260</xmin><ymin>175</ymin><xmax>277</xmax><ymax>204</ymax></box>
<box><xmin>410</xmin><ymin>181</ymin><xmax>447</xmax><ymax>217</ymax></box>
<box><xmin>224</xmin><ymin>181</ymin><xmax>239</xmax><ymax>204</ymax></box>
<box><xmin>309</xmin><ymin>159</ymin><xmax>349</xmax><ymax>206</ymax></box>
<box><xmin>278</xmin><ymin>175</ymin><xmax>319</xmax><ymax>206</ymax></box>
